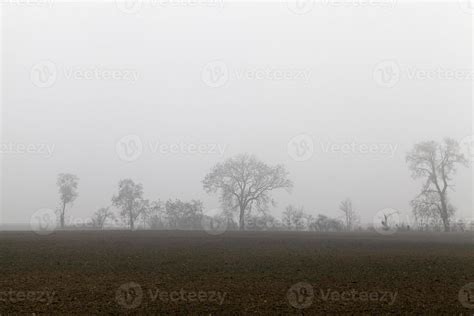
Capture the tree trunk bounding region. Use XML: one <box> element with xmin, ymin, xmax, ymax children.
<box><xmin>439</xmin><ymin>195</ymin><xmax>450</xmax><ymax>232</ymax></box>
<box><xmin>239</xmin><ymin>205</ymin><xmax>245</xmax><ymax>231</ymax></box>
<box><xmin>130</xmin><ymin>212</ymin><xmax>134</xmax><ymax>230</ymax></box>
<box><xmin>60</xmin><ymin>202</ymin><xmax>66</xmax><ymax>229</ymax></box>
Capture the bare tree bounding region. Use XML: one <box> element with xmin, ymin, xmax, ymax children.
<box><xmin>57</xmin><ymin>173</ymin><xmax>79</xmax><ymax>228</ymax></box>
<box><xmin>406</xmin><ymin>139</ymin><xmax>468</xmax><ymax>232</ymax></box>
<box><xmin>411</xmin><ymin>192</ymin><xmax>455</xmax><ymax>231</ymax></box>
<box><xmin>111</xmin><ymin>179</ymin><xmax>148</xmax><ymax>230</ymax></box>
<box><xmin>282</xmin><ymin>205</ymin><xmax>306</xmax><ymax>231</ymax></box>
<box><xmin>91</xmin><ymin>207</ymin><xmax>115</xmax><ymax>229</ymax></box>
<box><xmin>143</xmin><ymin>201</ymin><xmax>165</xmax><ymax>229</ymax></box>
<box><xmin>203</xmin><ymin>154</ymin><xmax>293</xmax><ymax>230</ymax></box>
<box><xmin>164</xmin><ymin>199</ymin><xmax>203</xmax><ymax>230</ymax></box>
<box><xmin>310</xmin><ymin>214</ymin><xmax>344</xmax><ymax>232</ymax></box>
<box><xmin>339</xmin><ymin>198</ymin><xmax>359</xmax><ymax>231</ymax></box>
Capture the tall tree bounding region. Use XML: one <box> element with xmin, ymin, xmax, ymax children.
<box><xmin>339</xmin><ymin>198</ymin><xmax>359</xmax><ymax>231</ymax></box>
<box><xmin>203</xmin><ymin>154</ymin><xmax>293</xmax><ymax>230</ymax></box>
<box><xmin>406</xmin><ymin>138</ymin><xmax>468</xmax><ymax>232</ymax></box>
<box><xmin>112</xmin><ymin>179</ymin><xmax>148</xmax><ymax>230</ymax></box>
<box><xmin>57</xmin><ymin>173</ymin><xmax>79</xmax><ymax>228</ymax></box>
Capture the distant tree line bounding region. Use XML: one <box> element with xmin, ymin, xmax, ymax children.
<box><xmin>53</xmin><ymin>138</ymin><xmax>470</xmax><ymax>232</ymax></box>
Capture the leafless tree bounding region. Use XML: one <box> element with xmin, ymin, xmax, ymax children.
<box><xmin>203</xmin><ymin>154</ymin><xmax>293</xmax><ymax>230</ymax></box>
<box><xmin>91</xmin><ymin>207</ymin><xmax>115</xmax><ymax>229</ymax></box>
<box><xmin>406</xmin><ymin>139</ymin><xmax>468</xmax><ymax>232</ymax></box>
<box><xmin>111</xmin><ymin>179</ymin><xmax>148</xmax><ymax>230</ymax></box>
<box><xmin>143</xmin><ymin>201</ymin><xmax>165</xmax><ymax>229</ymax></box>
<box><xmin>282</xmin><ymin>205</ymin><xmax>306</xmax><ymax>231</ymax></box>
<box><xmin>57</xmin><ymin>173</ymin><xmax>79</xmax><ymax>228</ymax></box>
<box><xmin>411</xmin><ymin>192</ymin><xmax>455</xmax><ymax>231</ymax></box>
<box><xmin>339</xmin><ymin>198</ymin><xmax>359</xmax><ymax>231</ymax></box>
<box><xmin>164</xmin><ymin>199</ymin><xmax>203</xmax><ymax>230</ymax></box>
<box><xmin>310</xmin><ymin>214</ymin><xmax>344</xmax><ymax>232</ymax></box>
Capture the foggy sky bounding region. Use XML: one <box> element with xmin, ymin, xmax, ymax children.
<box><xmin>1</xmin><ymin>1</ymin><xmax>472</xmax><ymax>225</ymax></box>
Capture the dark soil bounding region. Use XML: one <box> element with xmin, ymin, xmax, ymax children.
<box><xmin>0</xmin><ymin>231</ymin><xmax>473</xmax><ymax>314</ymax></box>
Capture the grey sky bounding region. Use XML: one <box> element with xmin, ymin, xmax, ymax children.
<box><xmin>1</xmin><ymin>1</ymin><xmax>472</xmax><ymax>225</ymax></box>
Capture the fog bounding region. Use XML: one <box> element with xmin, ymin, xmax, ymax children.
<box><xmin>1</xmin><ymin>0</ymin><xmax>472</xmax><ymax>226</ymax></box>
